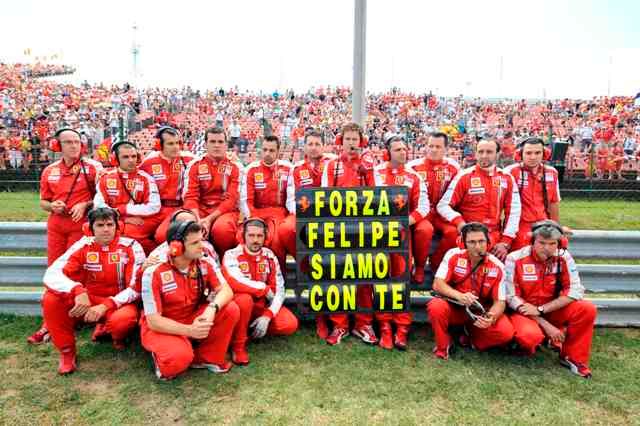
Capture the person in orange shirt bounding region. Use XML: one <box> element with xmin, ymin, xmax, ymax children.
<box><xmin>595</xmin><ymin>140</ymin><xmax>609</xmax><ymax>179</ymax></box>
<box><xmin>609</xmin><ymin>141</ymin><xmax>624</xmax><ymax>180</ymax></box>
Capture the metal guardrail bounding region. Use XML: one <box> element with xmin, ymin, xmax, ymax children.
<box><xmin>3</xmin><ymin>256</ymin><xmax>640</xmax><ymax>293</ymax></box>
<box><xmin>2</xmin><ymin>222</ymin><xmax>639</xmax><ymax>259</ymax></box>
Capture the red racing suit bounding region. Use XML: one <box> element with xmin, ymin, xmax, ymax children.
<box><xmin>222</xmin><ymin>244</ymin><xmax>298</xmax><ymax>352</ymax></box>
<box><xmin>139</xmin><ymin>150</ymin><xmax>195</xmax><ymax>243</ymax></box>
<box><xmin>40</xmin><ymin>157</ymin><xmax>102</xmax><ymax>265</ymax></box>
<box><xmin>140</xmin><ymin>258</ymin><xmax>239</xmax><ymax>379</ymax></box>
<box><xmin>504</xmin><ymin>163</ymin><xmax>561</xmax><ymax>250</ymax></box>
<box><xmin>42</xmin><ymin>235</ymin><xmax>145</xmax><ymax>354</ymax></box>
<box><xmin>182</xmin><ymin>154</ymin><xmax>242</xmax><ymax>255</ymax></box>
<box><xmin>436</xmin><ymin>165</ymin><xmax>521</xmax><ymax>249</ymax></box>
<box><xmin>279</xmin><ymin>156</ymin><xmax>329</xmax><ymax>257</ymax></box>
<box><xmin>372</xmin><ymin>161</ymin><xmax>431</xmax><ymax>326</ymax></box>
<box><xmin>504</xmin><ymin>246</ymin><xmax>596</xmax><ymax>365</ymax></box>
<box><xmin>320</xmin><ymin>152</ymin><xmax>375</xmax><ymax>330</ymax></box>
<box><xmin>427</xmin><ymin>248</ymin><xmax>515</xmax><ymax>352</ymax></box>
<box><xmin>407</xmin><ymin>156</ymin><xmax>461</xmax><ymax>270</ymax></box>
<box><xmin>240</xmin><ymin>159</ymin><xmax>292</xmax><ymax>266</ymax></box>
<box><xmin>94</xmin><ymin>167</ymin><xmax>161</xmax><ymax>253</ymax></box>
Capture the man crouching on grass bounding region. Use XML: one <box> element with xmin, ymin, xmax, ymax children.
<box><xmin>140</xmin><ymin>221</ymin><xmax>239</xmax><ymax>380</ymax></box>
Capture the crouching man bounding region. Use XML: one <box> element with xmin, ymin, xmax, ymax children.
<box><xmin>141</xmin><ymin>221</ymin><xmax>239</xmax><ymax>380</ymax></box>
<box><xmin>505</xmin><ymin>220</ymin><xmax>597</xmax><ymax>378</ymax></box>
<box><xmin>426</xmin><ymin>222</ymin><xmax>514</xmax><ymax>360</ymax></box>
<box><xmin>42</xmin><ymin>207</ymin><xmax>145</xmax><ymax>374</ymax></box>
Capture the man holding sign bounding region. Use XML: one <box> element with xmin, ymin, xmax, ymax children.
<box><xmin>320</xmin><ymin>123</ymin><xmax>377</xmax><ymax>345</ymax></box>
<box><xmin>372</xmin><ymin>134</ymin><xmax>430</xmax><ymax>350</ymax></box>
<box><xmin>427</xmin><ymin>222</ymin><xmax>515</xmax><ymax>360</ymax></box>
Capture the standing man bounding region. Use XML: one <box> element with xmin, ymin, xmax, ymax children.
<box><xmin>28</xmin><ymin>128</ymin><xmax>103</xmax><ymax>345</ymax></box>
<box><xmin>505</xmin><ymin>220</ymin><xmax>596</xmax><ymax>378</ymax></box>
<box><xmin>319</xmin><ymin>123</ymin><xmax>378</xmax><ymax>346</ymax></box>
<box><xmin>372</xmin><ymin>134</ymin><xmax>430</xmax><ymax>350</ymax></box>
<box><xmin>427</xmin><ymin>222</ymin><xmax>514</xmax><ymax>360</ymax></box>
<box><xmin>42</xmin><ymin>208</ymin><xmax>145</xmax><ymax>374</ymax></box>
<box><xmin>437</xmin><ymin>139</ymin><xmax>521</xmax><ymax>262</ymax></box>
<box><xmin>222</xmin><ymin>218</ymin><xmax>298</xmax><ymax>365</ymax></box>
<box><xmin>94</xmin><ymin>141</ymin><xmax>161</xmax><ymax>254</ymax></box>
<box><xmin>239</xmin><ymin>135</ymin><xmax>291</xmax><ymax>269</ymax></box>
<box><xmin>504</xmin><ymin>137</ymin><xmax>564</xmax><ymax>250</ymax></box>
<box><xmin>141</xmin><ymin>221</ymin><xmax>239</xmax><ymax>380</ymax></box>
<box><xmin>182</xmin><ymin>128</ymin><xmax>242</xmax><ymax>256</ymax></box>
<box><xmin>407</xmin><ymin>132</ymin><xmax>461</xmax><ymax>276</ymax></box>
<box><xmin>139</xmin><ymin>126</ymin><xmax>195</xmax><ymax>243</ymax></box>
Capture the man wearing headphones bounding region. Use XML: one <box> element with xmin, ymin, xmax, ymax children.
<box><xmin>139</xmin><ymin>126</ymin><xmax>195</xmax><ymax>244</ymax></box>
<box><xmin>372</xmin><ymin>134</ymin><xmax>430</xmax><ymax>350</ymax></box>
<box><xmin>222</xmin><ymin>218</ymin><xmax>298</xmax><ymax>365</ymax></box>
<box><xmin>504</xmin><ymin>220</ymin><xmax>596</xmax><ymax>378</ymax></box>
<box><xmin>182</xmin><ymin>127</ymin><xmax>242</xmax><ymax>257</ymax></box>
<box><xmin>279</xmin><ymin>129</ymin><xmax>332</xmax><ymax>339</ymax></box>
<box><xmin>437</xmin><ymin>139</ymin><xmax>521</xmax><ymax>262</ymax></box>
<box><xmin>239</xmin><ymin>135</ymin><xmax>291</xmax><ymax>269</ymax></box>
<box><xmin>41</xmin><ymin>207</ymin><xmax>146</xmax><ymax>374</ymax></box>
<box><xmin>407</xmin><ymin>131</ymin><xmax>461</xmax><ymax>278</ymax></box>
<box><xmin>427</xmin><ymin>222</ymin><xmax>515</xmax><ymax>360</ymax></box>
<box><xmin>504</xmin><ymin>138</ymin><xmax>565</xmax><ymax>250</ymax></box>
<box><xmin>29</xmin><ymin>128</ymin><xmax>103</xmax><ymax>344</ymax></box>
<box><xmin>141</xmin><ymin>221</ymin><xmax>239</xmax><ymax>380</ymax></box>
<box><xmin>94</xmin><ymin>140</ymin><xmax>161</xmax><ymax>254</ymax></box>
<box><xmin>320</xmin><ymin>122</ymin><xmax>378</xmax><ymax>346</ymax></box>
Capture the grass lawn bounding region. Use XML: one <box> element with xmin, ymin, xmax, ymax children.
<box><xmin>0</xmin><ymin>315</ymin><xmax>638</xmax><ymax>425</ymax></box>
<box><xmin>1</xmin><ymin>192</ymin><xmax>639</xmax><ymax>230</ymax></box>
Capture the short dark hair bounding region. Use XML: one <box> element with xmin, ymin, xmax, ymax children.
<box><xmin>111</xmin><ymin>141</ymin><xmax>137</xmax><ymax>158</ymax></box>
<box><xmin>264</xmin><ymin>135</ymin><xmax>280</xmax><ymax>150</ymax></box>
<box><xmin>204</xmin><ymin>127</ymin><xmax>226</xmax><ymax>142</ymax></box>
<box><xmin>157</xmin><ymin>126</ymin><xmax>180</xmax><ymax>146</ymax></box>
<box><xmin>88</xmin><ymin>207</ymin><xmax>119</xmax><ymax>232</ymax></box>
<box><xmin>476</xmin><ymin>138</ymin><xmax>500</xmax><ymax>153</ymax></box>
<box><xmin>461</xmin><ymin>222</ymin><xmax>490</xmax><ymax>243</ymax></box>
<box><xmin>167</xmin><ymin>220</ymin><xmax>202</xmax><ymax>244</ymax></box>
<box><xmin>520</xmin><ymin>137</ymin><xmax>545</xmax><ymax>150</ymax></box>
<box><xmin>429</xmin><ymin>132</ymin><xmax>449</xmax><ymax>147</ymax></box>
<box><xmin>304</xmin><ymin>129</ymin><xmax>324</xmax><ymax>144</ymax></box>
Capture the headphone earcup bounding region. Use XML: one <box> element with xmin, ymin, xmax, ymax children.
<box><xmin>236</xmin><ymin>227</ymin><xmax>244</xmax><ymax>244</ymax></box>
<box><xmin>169</xmin><ymin>240</ymin><xmax>184</xmax><ymax>257</ymax></box>
<box><xmin>383</xmin><ymin>150</ymin><xmax>390</xmax><ymax>162</ymax></box>
<box><xmin>153</xmin><ymin>138</ymin><xmax>162</xmax><ymax>151</ymax></box>
<box><xmin>109</xmin><ymin>152</ymin><xmax>118</xmax><ymax>166</ymax></box>
<box><xmin>360</xmin><ymin>135</ymin><xmax>368</xmax><ymax>148</ymax></box>
<box><xmin>543</xmin><ymin>146</ymin><xmax>552</xmax><ymax>161</ymax></box>
<box><xmin>82</xmin><ymin>222</ymin><xmax>92</xmax><ymax>236</ymax></box>
<box><xmin>49</xmin><ymin>138</ymin><xmax>61</xmax><ymax>153</ymax></box>
<box><xmin>456</xmin><ymin>235</ymin><xmax>465</xmax><ymax>249</ymax></box>
<box><xmin>559</xmin><ymin>236</ymin><xmax>569</xmax><ymax>250</ymax></box>
<box><xmin>335</xmin><ymin>134</ymin><xmax>343</xmax><ymax>146</ymax></box>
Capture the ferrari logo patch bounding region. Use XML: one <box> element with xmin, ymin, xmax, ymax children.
<box><xmin>161</xmin><ymin>271</ymin><xmax>174</xmax><ymax>284</ymax></box>
<box><xmin>126</xmin><ymin>179</ymin><xmax>135</xmax><ymax>191</ymax></box>
<box><xmin>258</xmin><ymin>263</ymin><xmax>267</xmax><ymax>273</ymax></box>
<box><xmin>106</xmin><ymin>178</ymin><xmax>117</xmax><ymax>189</ymax></box>
<box><xmin>108</xmin><ymin>253</ymin><xmax>120</xmax><ymax>264</ymax></box>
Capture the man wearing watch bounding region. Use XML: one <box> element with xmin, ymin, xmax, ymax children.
<box><xmin>504</xmin><ymin>220</ymin><xmax>597</xmax><ymax>378</ymax></box>
<box><xmin>140</xmin><ymin>221</ymin><xmax>239</xmax><ymax>380</ymax></box>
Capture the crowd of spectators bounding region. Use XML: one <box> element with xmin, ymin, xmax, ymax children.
<box><xmin>2</xmin><ymin>62</ymin><xmax>640</xmax><ymax>180</ymax></box>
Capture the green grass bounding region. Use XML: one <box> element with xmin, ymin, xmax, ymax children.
<box><xmin>1</xmin><ymin>191</ymin><xmax>639</xmax><ymax>230</ymax></box>
<box><xmin>0</xmin><ymin>315</ymin><xmax>639</xmax><ymax>425</ymax></box>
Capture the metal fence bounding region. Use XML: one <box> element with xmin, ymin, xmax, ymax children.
<box><xmin>1</xmin><ymin>222</ymin><xmax>638</xmax><ymax>326</ymax></box>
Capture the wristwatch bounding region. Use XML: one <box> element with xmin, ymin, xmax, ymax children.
<box><xmin>537</xmin><ymin>305</ymin><xmax>545</xmax><ymax>315</ymax></box>
<box><xmin>209</xmin><ymin>302</ymin><xmax>220</xmax><ymax>314</ymax></box>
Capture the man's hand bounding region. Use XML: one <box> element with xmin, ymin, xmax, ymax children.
<box><xmin>83</xmin><ymin>304</ymin><xmax>108</xmax><ymax>322</ymax></box>
<box><xmin>50</xmin><ymin>200</ymin><xmax>67</xmax><ymax>215</ymax></box>
<box><xmin>250</xmin><ymin>316</ymin><xmax>271</xmax><ymax>339</ymax></box>
<box><xmin>69</xmin><ymin>201</ymin><xmax>88</xmax><ymax>223</ymax></box>
<box><xmin>542</xmin><ymin>322</ymin><xmax>565</xmax><ymax>343</ymax></box>
<box><xmin>142</xmin><ymin>255</ymin><xmax>161</xmax><ymax>271</ymax></box>
<box><xmin>473</xmin><ymin>312</ymin><xmax>495</xmax><ymax>329</ymax></box>
<box><xmin>409</xmin><ymin>216</ymin><xmax>416</xmax><ymax>226</ymax></box>
<box><xmin>124</xmin><ymin>216</ymin><xmax>144</xmax><ymax>226</ymax></box>
<box><xmin>517</xmin><ymin>303</ymin><xmax>540</xmax><ymax>317</ymax></box>
<box><xmin>491</xmin><ymin>242</ymin><xmax>509</xmax><ymax>262</ymax></box>
<box><xmin>456</xmin><ymin>292</ymin><xmax>478</xmax><ymax>307</ymax></box>
<box><xmin>69</xmin><ymin>292</ymin><xmax>91</xmax><ymax>318</ymax></box>
<box><xmin>198</xmin><ymin>305</ymin><xmax>217</xmax><ymax>324</ymax></box>
<box><xmin>188</xmin><ymin>316</ymin><xmax>213</xmax><ymax>339</ymax></box>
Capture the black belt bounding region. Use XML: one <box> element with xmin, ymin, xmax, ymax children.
<box><xmin>161</xmin><ymin>199</ymin><xmax>183</xmax><ymax>207</ymax></box>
